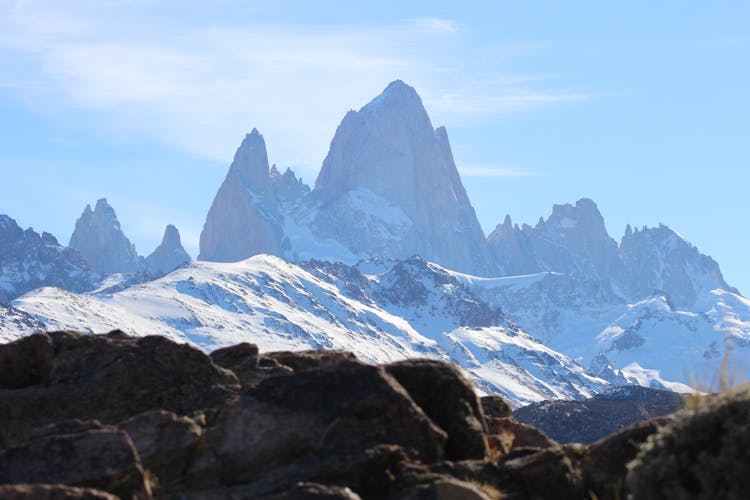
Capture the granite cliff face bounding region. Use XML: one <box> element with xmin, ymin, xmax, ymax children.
<box><xmin>0</xmin><ymin>215</ymin><xmax>97</xmax><ymax>301</ymax></box>
<box><xmin>618</xmin><ymin>223</ymin><xmax>736</xmax><ymax>307</ymax></box>
<box><xmin>486</xmin><ymin>198</ymin><xmax>734</xmax><ymax>309</ymax></box>
<box><xmin>197</xmin><ymin>81</ymin><xmax>495</xmax><ymax>276</ymax></box>
<box><xmin>198</xmin><ymin>129</ymin><xmax>287</xmax><ymax>262</ymax></box>
<box><xmin>488</xmin><ymin>198</ymin><xmax>622</xmax><ymax>282</ymax></box>
<box><xmin>143</xmin><ymin>225</ymin><xmax>191</xmax><ymax>276</ymax></box>
<box><xmin>68</xmin><ymin>199</ymin><xmax>141</xmax><ymax>275</ymax></box>
<box><xmin>313</xmin><ymin>80</ymin><xmax>494</xmax><ymax>275</ymax></box>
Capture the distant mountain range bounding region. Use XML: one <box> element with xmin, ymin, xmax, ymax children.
<box><xmin>1</xmin><ymin>80</ymin><xmax>748</xmax><ymax>405</ymax></box>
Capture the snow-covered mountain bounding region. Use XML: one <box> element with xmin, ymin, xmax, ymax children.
<box><xmin>469</xmin><ymin>199</ymin><xmax>749</xmax><ymax>388</ymax></box>
<box><xmin>69</xmin><ymin>198</ymin><xmax>142</xmax><ymax>275</ymax></box>
<box><xmin>0</xmin><ymin>254</ymin><xmax>608</xmax><ymax>406</ymax></box>
<box><xmin>2</xmin><ymin>79</ymin><xmax>748</xmax><ymax>402</ymax></box>
<box><xmin>198</xmin><ymin>81</ymin><xmax>494</xmax><ymax>275</ymax></box>
<box><xmin>0</xmin><ymin>214</ymin><xmax>98</xmax><ymax>302</ymax></box>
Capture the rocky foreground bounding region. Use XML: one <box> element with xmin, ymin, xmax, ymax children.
<box><xmin>0</xmin><ymin>331</ymin><xmax>747</xmax><ymax>499</ymax></box>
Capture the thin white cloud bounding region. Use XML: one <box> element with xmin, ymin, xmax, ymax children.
<box><xmin>458</xmin><ymin>165</ymin><xmax>541</xmax><ymax>178</ymax></box>
<box><xmin>410</xmin><ymin>17</ymin><xmax>460</xmax><ymax>35</ymax></box>
<box><xmin>0</xmin><ymin>1</ymin><xmax>593</xmax><ymax>179</ymax></box>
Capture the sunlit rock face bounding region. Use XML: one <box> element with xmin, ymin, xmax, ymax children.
<box><xmin>198</xmin><ymin>129</ymin><xmax>287</xmax><ymax>262</ymax></box>
<box><xmin>69</xmin><ymin>198</ymin><xmax>141</xmax><ymax>275</ymax></box>
<box><xmin>313</xmin><ymin>80</ymin><xmax>496</xmax><ymax>276</ymax></box>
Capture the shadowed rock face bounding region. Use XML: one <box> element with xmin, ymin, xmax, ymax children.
<box><xmin>0</xmin><ymin>215</ymin><xmax>97</xmax><ymax>300</ymax></box>
<box><xmin>313</xmin><ymin>80</ymin><xmax>495</xmax><ymax>276</ymax></box>
<box><xmin>69</xmin><ymin>199</ymin><xmax>141</xmax><ymax>275</ymax></box>
<box><xmin>0</xmin><ymin>330</ymin><xmax>735</xmax><ymax>500</ymax></box>
<box><xmin>513</xmin><ymin>386</ymin><xmax>684</xmax><ymax>444</ymax></box>
<box><xmin>627</xmin><ymin>386</ymin><xmax>750</xmax><ymax>500</ymax></box>
<box><xmin>0</xmin><ymin>330</ymin><xmax>239</xmax><ymax>448</ymax></box>
<box><xmin>143</xmin><ymin>224</ymin><xmax>190</xmax><ymax>276</ymax></box>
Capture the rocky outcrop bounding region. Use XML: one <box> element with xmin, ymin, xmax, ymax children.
<box><xmin>0</xmin><ymin>484</ymin><xmax>119</xmax><ymax>499</ymax></box>
<box><xmin>619</xmin><ymin>223</ymin><xmax>737</xmax><ymax>307</ymax></box>
<box><xmin>487</xmin><ymin>199</ymin><xmax>735</xmax><ymax>308</ymax></box>
<box><xmin>627</xmin><ymin>386</ymin><xmax>750</xmax><ymax>499</ymax></box>
<box><xmin>68</xmin><ymin>199</ymin><xmax>141</xmax><ymax>275</ymax></box>
<box><xmin>143</xmin><ymin>224</ymin><xmax>190</xmax><ymax>276</ymax></box>
<box><xmin>1</xmin><ymin>330</ymin><xmax>736</xmax><ymax>499</ymax></box>
<box><xmin>0</xmin><ymin>215</ymin><xmax>97</xmax><ymax>300</ymax></box>
<box><xmin>313</xmin><ymin>80</ymin><xmax>495</xmax><ymax>276</ymax></box>
<box><xmin>0</xmin><ymin>330</ymin><xmax>239</xmax><ymax>448</ymax></box>
<box><xmin>197</xmin><ymin>81</ymin><xmax>495</xmax><ymax>275</ymax></box>
<box><xmin>488</xmin><ymin>198</ymin><xmax>622</xmax><ymax>282</ymax></box>
<box><xmin>513</xmin><ymin>386</ymin><xmax>684</xmax><ymax>444</ymax></box>
<box><xmin>199</xmin><ymin>129</ymin><xmax>287</xmax><ymax>262</ymax></box>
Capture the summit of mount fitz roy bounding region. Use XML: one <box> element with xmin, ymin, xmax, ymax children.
<box><xmin>199</xmin><ymin>80</ymin><xmax>494</xmax><ymax>276</ymax></box>
<box><xmin>2</xmin><ymin>80</ymin><xmax>749</xmax><ymax>403</ymax></box>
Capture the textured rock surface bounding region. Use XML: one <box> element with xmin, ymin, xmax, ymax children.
<box><xmin>0</xmin><ymin>330</ymin><xmax>238</xmax><ymax>448</ymax></box>
<box><xmin>486</xmin><ymin>198</ymin><xmax>735</xmax><ymax>309</ymax></box>
<box><xmin>68</xmin><ymin>199</ymin><xmax>141</xmax><ymax>275</ymax></box>
<box><xmin>199</xmin><ymin>129</ymin><xmax>287</xmax><ymax>262</ymax></box>
<box><xmin>619</xmin><ymin>223</ymin><xmax>737</xmax><ymax>307</ymax></box>
<box><xmin>386</xmin><ymin>359</ymin><xmax>488</xmax><ymax>460</ymax></box>
<box><xmin>0</xmin><ymin>484</ymin><xmax>119</xmax><ymax>499</ymax></box>
<box><xmin>143</xmin><ymin>224</ymin><xmax>190</xmax><ymax>276</ymax></box>
<box><xmin>627</xmin><ymin>385</ymin><xmax>750</xmax><ymax>500</ymax></box>
<box><xmin>513</xmin><ymin>386</ymin><xmax>684</xmax><ymax>444</ymax></box>
<box><xmin>0</xmin><ymin>330</ymin><xmax>741</xmax><ymax>499</ymax></box>
<box><xmin>581</xmin><ymin>417</ymin><xmax>672</xmax><ymax>500</ymax></box>
<box><xmin>0</xmin><ymin>214</ymin><xmax>96</xmax><ymax>300</ymax></box>
<box><xmin>0</xmin><ymin>427</ymin><xmax>150</xmax><ymax>499</ymax></box>
<box><xmin>313</xmin><ymin>80</ymin><xmax>494</xmax><ymax>276</ymax></box>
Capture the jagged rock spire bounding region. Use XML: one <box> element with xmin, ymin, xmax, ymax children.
<box><xmin>69</xmin><ymin>198</ymin><xmax>140</xmax><ymax>275</ymax></box>
<box><xmin>144</xmin><ymin>224</ymin><xmax>191</xmax><ymax>276</ymax></box>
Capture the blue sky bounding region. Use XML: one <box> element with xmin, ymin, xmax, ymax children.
<box><xmin>1</xmin><ymin>1</ymin><xmax>749</xmax><ymax>292</ymax></box>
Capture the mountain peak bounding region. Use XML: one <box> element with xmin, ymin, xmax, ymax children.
<box><xmin>162</xmin><ymin>224</ymin><xmax>181</xmax><ymax>246</ymax></box>
<box><xmin>361</xmin><ymin>79</ymin><xmax>426</xmax><ymax>119</ymax></box>
<box><xmin>312</xmin><ymin>80</ymin><xmax>495</xmax><ymax>275</ymax></box>
<box><xmin>199</xmin><ymin>131</ymin><xmax>286</xmax><ymax>262</ymax></box>
<box><xmin>95</xmin><ymin>198</ymin><xmax>111</xmax><ymax>210</ymax></box>
<box><xmin>145</xmin><ymin>224</ymin><xmax>190</xmax><ymax>276</ymax></box>
<box><xmin>69</xmin><ymin>199</ymin><xmax>140</xmax><ymax>275</ymax></box>
<box><xmin>228</xmin><ymin>129</ymin><xmax>271</xmax><ymax>196</ymax></box>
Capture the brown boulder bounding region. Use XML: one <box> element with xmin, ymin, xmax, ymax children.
<box><xmin>487</xmin><ymin>417</ymin><xmax>557</xmax><ymax>451</ymax></box>
<box><xmin>0</xmin><ymin>331</ymin><xmax>239</xmax><ymax>448</ymax></box>
<box><xmin>481</xmin><ymin>395</ymin><xmax>512</xmax><ymax>419</ymax></box>
<box><xmin>119</xmin><ymin>410</ymin><xmax>204</xmax><ymax>488</ymax></box>
<box><xmin>210</xmin><ymin>342</ymin><xmax>293</xmax><ymax>389</ymax></box>
<box><xmin>185</xmin><ymin>360</ymin><xmax>448</xmax><ymax>495</ymax></box>
<box><xmin>386</xmin><ymin>359</ymin><xmax>488</xmax><ymax>460</ymax></box>
<box><xmin>580</xmin><ymin>416</ymin><xmax>672</xmax><ymax>500</ymax></box>
<box><xmin>265</xmin><ymin>349</ymin><xmax>358</xmax><ymax>372</ymax></box>
<box><xmin>627</xmin><ymin>385</ymin><xmax>750</xmax><ymax>500</ymax></box>
<box><xmin>394</xmin><ymin>477</ymin><xmax>493</xmax><ymax>500</ymax></box>
<box><xmin>0</xmin><ymin>427</ymin><xmax>151</xmax><ymax>499</ymax></box>
<box><xmin>0</xmin><ymin>331</ymin><xmax>54</xmax><ymax>388</ymax></box>
<box><xmin>499</xmin><ymin>447</ymin><xmax>583</xmax><ymax>500</ymax></box>
<box><xmin>185</xmin><ymin>482</ymin><xmax>363</xmax><ymax>500</ymax></box>
<box><xmin>258</xmin><ymin>482</ymin><xmax>362</xmax><ymax>499</ymax></box>
<box><xmin>0</xmin><ymin>484</ymin><xmax>118</xmax><ymax>499</ymax></box>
